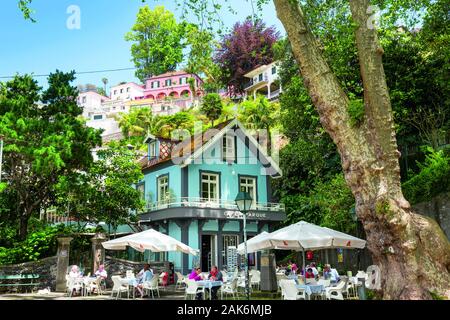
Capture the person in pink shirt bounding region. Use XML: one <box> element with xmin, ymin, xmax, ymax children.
<box><xmin>289</xmin><ymin>260</ymin><xmax>298</xmax><ymax>274</ymax></box>
<box><xmin>188</xmin><ymin>267</ymin><xmax>203</xmax><ymax>281</ymax></box>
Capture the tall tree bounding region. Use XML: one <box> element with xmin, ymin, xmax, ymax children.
<box><xmin>201</xmin><ymin>93</ymin><xmax>223</xmax><ymax>127</ymax></box>
<box><xmin>0</xmin><ymin>71</ymin><xmax>102</xmax><ymax>240</ymax></box>
<box><xmin>214</xmin><ymin>18</ymin><xmax>280</xmax><ymax>97</ymax></box>
<box><xmin>273</xmin><ymin>0</ymin><xmax>450</xmax><ymax>299</ymax></box>
<box><xmin>125</xmin><ymin>5</ymin><xmax>184</xmax><ymax>82</ymax></box>
<box><xmin>55</xmin><ymin>144</ymin><xmax>144</xmax><ymax>230</ymax></box>
<box><xmin>184</xmin><ymin>23</ymin><xmax>223</xmax><ymax>92</ymax></box>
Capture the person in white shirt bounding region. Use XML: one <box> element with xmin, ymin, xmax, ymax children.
<box><xmin>69</xmin><ymin>265</ymin><xmax>81</xmax><ymax>278</ymax></box>
<box><xmin>310</xmin><ymin>262</ymin><xmax>319</xmax><ymax>277</ymax></box>
<box><xmin>94</xmin><ymin>264</ymin><xmax>107</xmax><ymax>280</ymax></box>
<box><xmin>323</xmin><ymin>264</ymin><xmax>341</xmax><ymax>283</ymax></box>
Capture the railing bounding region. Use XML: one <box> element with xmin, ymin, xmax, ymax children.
<box><xmin>145</xmin><ymin>197</ymin><xmax>285</xmax><ymax>212</ymax></box>
<box><xmin>40</xmin><ymin>208</ymin><xmax>70</xmax><ymax>224</ymax></box>
<box><xmin>244</xmin><ymin>73</ymin><xmax>269</xmax><ymax>90</ymax></box>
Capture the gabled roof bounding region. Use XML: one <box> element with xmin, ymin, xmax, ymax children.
<box><xmin>181</xmin><ymin>119</ymin><xmax>282</xmax><ymax>177</ymax></box>
<box><xmin>139</xmin><ymin>119</ymin><xmax>282</xmax><ymax>178</ymax></box>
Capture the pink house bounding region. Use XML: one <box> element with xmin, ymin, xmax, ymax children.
<box><xmin>136</xmin><ymin>71</ymin><xmax>204</xmax><ymax>101</ymax></box>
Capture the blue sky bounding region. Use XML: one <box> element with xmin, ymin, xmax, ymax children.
<box><xmin>0</xmin><ymin>0</ymin><xmax>285</xmax><ymax>91</ymax></box>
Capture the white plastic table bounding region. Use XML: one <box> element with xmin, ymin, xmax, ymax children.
<box><xmin>197</xmin><ymin>280</ymin><xmax>223</xmax><ymax>300</ymax></box>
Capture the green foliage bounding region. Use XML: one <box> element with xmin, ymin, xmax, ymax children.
<box><xmin>347</xmin><ymin>97</ymin><xmax>365</xmax><ymax>126</ymax></box>
<box><xmin>238</xmin><ymin>96</ymin><xmax>279</xmax><ymax>132</ymax></box>
<box><xmin>183</xmin><ymin>23</ymin><xmax>223</xmax><ymax>92</ymax></box>
<box><xmin>201</xmin><ymin>93</ymin><xmax>223</xmax><ymax>127</ymax></box>
<box><xmin>402</xmin><ymin>147</ymin><xmax>450</xmax><ymax>204</ymax></box>
<box><xmin>0</xmin><ymin>71</ymin><xmax>102</xmax><ymax>240</ymax></box>
<box><xmin>282</xmin><ymin>174</ymin><xmax>356</xmax><ymax>235</ymax></box>
<box><xmin>125</xmin><ymin>5</ymin><xmax>185</xmax><ymax>82</ymax></box>
<box><xmin>18</xmin><ymin>0</ymin><xmax>35</xmax><ymax>22</ymax></box>
<box><xmin>54</xmin><ymin>144</ymin><xmax>145</xmax><ymax>229</ymax></box>
<box><xmin>0</xmin><ymin>224</ymin><xmax>62</xmax><ymax>264</ymax></box>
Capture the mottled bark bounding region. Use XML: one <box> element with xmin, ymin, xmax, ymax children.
<box><xmin>274</xmin><ymin>0</ymin><xmax>450</xmax><ymax>299</ymax></box>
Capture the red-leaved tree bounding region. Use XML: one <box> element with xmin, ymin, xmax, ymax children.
<box><xmin>214</xmin><ymin>18</ymin><xmax>280</xmax><ymax>97</ymax></box>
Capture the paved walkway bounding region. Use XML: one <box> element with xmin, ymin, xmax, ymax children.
<box><xmin>0</xmin><ymin>287</ymin><xmax>186</xmax><ymax>300</ymax></box>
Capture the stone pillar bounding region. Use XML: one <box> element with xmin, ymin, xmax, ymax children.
<box><xmin>260</xmin><ymin>250</ymin><xmax>277</xmax><ymax>292</ymax></box>
<box><xmin>55</xmin><ymin>237</ymin><xmax>72</xmax><ymax>292</ymax></box>
<box><xmin>91</xmin><ymin>233</ymin><xmax>107</xmax><ymax>274</ymax></box>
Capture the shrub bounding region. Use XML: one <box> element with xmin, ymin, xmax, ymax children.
<box><xmin>0</xmin><ymin>224</ymin><xmax>70</xmax><ymax>265</ymax></box>
<box><xmin>402</xmin><ymin>147</ymin><xmax>450</xmax><ymax>204</ymax></box>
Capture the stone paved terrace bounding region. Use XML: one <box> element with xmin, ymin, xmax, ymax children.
<box><xmin>0</xmin><ymin>285</ymin><xmax>280</xmax><ymax>300</ymax></box>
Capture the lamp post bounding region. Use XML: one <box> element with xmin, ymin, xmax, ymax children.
<box><xmin>235</xmin><ymin>190</ymin><xmax>253</xmax><ymax>300</ymax></box>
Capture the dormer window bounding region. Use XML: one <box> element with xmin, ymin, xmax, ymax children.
<box><xmin>149</xmin><ymin>141</ymin><xmax>157</xmax><ymax>159</ymax></box>
<box><xmin>222</xmin><ymin>134</ymin><xmax>235</xmax><ymax>163</ymax></box>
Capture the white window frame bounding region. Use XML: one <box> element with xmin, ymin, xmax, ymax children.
<box><xmin>201</xmin><ymin>172</ymin><xmax>219</xmax><ymax>203</ymax></box>
<box><xmin>222</xmin><ymin>135</ymin><xmax>235</xmax><ymax>162</ymax></box>
<box><xmin>149</xmin><ymin>141</ymin><xmax>157</xmax><ymax>158</ymax></box>
<box><xmin>239</xmin><ymin>176</ymin><xmax>257</xmax><ymax>208</ymax></box>
<box><xmin>157</xmin><ymin>175</ymin><xmax>169</xmax><ymax>203</ymax></box>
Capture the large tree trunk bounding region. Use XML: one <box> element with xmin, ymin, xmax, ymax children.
<box><xmin>273</xmin><ymin>0</ymin><xmax>450</xmax><ymax>299</ymax></box>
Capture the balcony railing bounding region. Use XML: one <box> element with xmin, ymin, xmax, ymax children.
<box><xmin>145</xmin><ymin>197</ymin><xmax>285</xmax><ymax>212</ymax></box>
<box><xmin>244</xmin><ymin>74</ymin><xmax>269</xmax><ymax>90</ymax></box>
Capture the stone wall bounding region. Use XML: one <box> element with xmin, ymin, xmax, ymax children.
<box><xmin>104</xmin><ymin>256</ymin><xmax>173</xmax><ymax>287</ymax></box>
<box><xmin>0</xmin><ymin>256</ymin><xmax>58</xmax><ymax>293</ymax></box>
<box><xmin>413</xmin><ymin>192</ymin><xmax>450</xmax><ymax>239</ymax></box>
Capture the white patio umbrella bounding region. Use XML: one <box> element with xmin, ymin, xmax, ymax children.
<box><xmin>237</xmin><ymin>221</ymin><xmax>366</xmax><ymax>253</ymax></box>
<box><xmin>102</xmin><ymin>228</ymin><xmax>198</xmax><ymax>256</ymax></box>
<box><xmin>236</xmin><ymin>231</ymin><xmax>272</xmax><ymax>254</ymax></box>
<box><xmin>236</xmin><ymin>221</ymin><xmax>366</xmax><ymax>272</ymax></box>
<box><xmin>268</xmin><ymin>221</ymin><xmax>366</xmax><ymax>251</ymax></box>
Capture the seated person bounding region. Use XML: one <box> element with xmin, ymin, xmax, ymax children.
<box><xmin>188</xmin><ymin>267</ymin><xmax>203</xmax><ymax>281</ymax></box>
<box><xmin>309</xmin><ymin>262</ymin><xmax>319</xmax><ymax>279</ymax></box>
<box><xmin>94</xmin><ymin>264</ymin><xmax>107</xmax><ymax>280</ymax></box>
<box><xmin>305</xmin><ymin>267</ymin><xmax>315</xmax><ymax>279</ymax></box>
<box><xmin>69</xmin><ymin>265</ymin><xmax>81</xmax><ymax>279</ymax></box>
<box><xmin>284</xmin><ymin>264</ymin><xmax>292</xmax><ymax>276</ymax></box>
<box><xmin>289</xmin><ymin>260</ymin><xmax>298</xmax><ymax>274</ymax></box>
<box><xmin>207</xmin><ymin>266</ymin><xmax>223</xmax><ymax>300</ymax></box>
<box><xmin>68</xmin><ymin>265</ymin><xmax>82</xmax><ymax>296</ymax></box>
<box><xmin>323</xmin><ymin>264</ymin><xmax>340</xmax><ymax>283</ymax></box>
<box><xmin>189</xmin><ymin>267</ymin><xmax>204</xmax><ymax>300</ymax></box>
<box><xmin>136</xmin><ymin>264</ymin><xmax>153</xmax><ymax>298</ymax></box>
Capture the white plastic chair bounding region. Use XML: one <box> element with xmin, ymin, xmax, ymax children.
<box><xmin>237</xmin><ymin>273</ymin><xmax>252</xmax><ymax>295</ymax></box>
<box><xmin>325</xmin><ymin>280</ymin><xmax>345</xmax><ymax>300</ymax></box>
<box><xmin>280</xmin><ymin>279</ymin><xmax>306</xmax><ymax>300</ymax></box>
<box><xmin>126</xmin><ymin>270</ymin><xmax>135</xmax><ymax>279</ymax></box>
<box><xmin>318</xmin><ymin>279</ymin><xmax>331</xmax><ymax>288</ymax></box>
<box><xmin>345</xmin><ymin>279</ymin><xmax>357</xmax><ymax>299</ymax></box>
<box><xmin>111</xmin><ymin>276</ymin><xmax>129</xmax><ymax>299</ymax></box>
<box><xmin>175</xmin><ymin>271</ymin><xmax>186</xmax><ymax>289</ymax></box>
<box><xmin>66</xmin><ymin>275</ymin><xmax>83</xmax><ymax>297</ymax></box>
<box><xmin>143</xmin><ymin>275</ymin><xmax>160</xmax><ymax>299</ymax></box>
<box><xmin>250</xmin><ymin>270</ymin><xmax>261</xmax><ymax>290</ymax></box>
<box><xmin>185</xmin><ymin>280</ymin><xmax>204</xmax><ymax>300</ymax></box>
<box><xmin>220</xmin><ymin>277</ymin><xmax>238</xmax><ymax>300</ymax></box>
